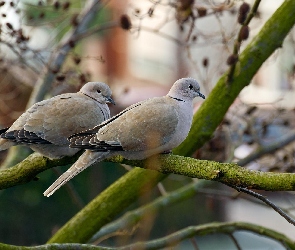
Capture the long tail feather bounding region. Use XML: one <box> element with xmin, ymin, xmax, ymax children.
<box><xmin>43</xmin><ymin>150</ymin><xmax>110</xmax><ymax>197</ymax></box>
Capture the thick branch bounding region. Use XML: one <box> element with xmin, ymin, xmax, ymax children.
<box><xmin>2</xmin><ymin>153</ymin><xmax>295</xmax><ymax>192</ymax></box>
<box><xmin>0</xmin><ymin>153</ymin><xmax>80</xmax><ymax>190</ymax></box>
<box><xmin>109</xmin><ymin>155</ymin><xmax>295</xmax><ymax>191</ymax></box>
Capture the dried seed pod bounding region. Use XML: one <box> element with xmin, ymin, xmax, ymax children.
<box><xmin>197</xmin><ymin>7</ymin><xmax>207</xmax><ymax>17</ymax></box>
<box><xmin>71</xmin><ymin>13</ymin><xmax>79</xmax><ymax>26</ymax></box>
<box><xmin>120</xmin><ymin>14</ymin><xmax>131</xmax><ymax>30</ymax></box>
<box><xmin>238</xmin><ymin>3</ymin><xmax>250</xmax><ymax>24</ymax></box>
<box><xmin>239</xmin><ymin>25</ymin><xmax>250</xmax><ymax>40</ymax></box>
<box><xmin>148</xmin><ymin>7</ymin><xmax>154</xmax><ymax>17</ymax></box>
<box><xmin>247</xmin><ymin>140</ymin><xmax>254</xmax><ymax>145</ymax></box>
<box><xmin>79</xmin><ymin>73</ymin><xmax>86</xmax><ymax>84</ymax></box>
<box><xmin>239</xmin><ymin>2</ymin><xmax>250</xmax><ymax>16</ymax></box>
<box><xmin>6</xmin><ymin>22</ymin><xmax>13</xmax><ymax>30</ymax></box>
<box><xmin>53</xmin><ymin>1</ymin><xmax>60</xmax><ymax>10</ymax></box>
<box><xmin>226</xmin><ymin>54</ymin><xmax>238</xmax><ymax>65</ymax></box>
<box><xmin>39</xmin><ymin>12</ymin><xmax>45</xmax><ymax>19</ymax></box>
<box><xmin>178</xmin><ymin>0</ymin><xmax>194</xmax><ymax>10</ymax></box>
<box><xmin>62</xmin><ymin>1</ymin><xmax>70</xmax><ymax>10</ymax></box>
<box><xmin>245</xmin><ymin>106</ymin><xmax>257</xmax><ymax>115</ymax></box>
<box><xmin>261</xmin><ymin>121</ymin><xmax>268</xmax><ymax>136</ymax></box>
<box><xmin>283</xmin><ymin>120</ymin><xmax>290</xmax><ymax>126</ymax></box>
<box><xmin>51</xmin><ymin>68</ymin><xmax>59</xmax><ymax>74</ymax></box>
<box><xmin>73</xmin><ymin>55</ymin><xmax>81</xmax><ymax>65</ymax></box>
<box><xmin>202</xmin><ymin>57</ymin><xmax>209</xmax><ymax>68</ymax></box>
<box><xmin>192</xmin><ymin>35</ymin><xmax>197</xmax><ymax>41</ymax></box>
<box><xmin>68</xmin><ymin>40</ymin><xmax>75</xmax><ymax>48</ymax></box>
<box><xmin>56</xmin><ymin>75</ymin><xmax>66</xmax><ymax>81</ymax></box>
<box><xmin>222</xmin><ymin>118</ymin><xmax>231</xmax><ymax>126</ymax></box>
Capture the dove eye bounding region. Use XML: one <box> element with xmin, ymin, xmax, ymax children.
<box><xmin>97</xmin><ymin>90</ymin><xmax>101</xmax><ymax>93</ymax></box>
<box><xmin>188</xmin><ymin>84</ymin><xmax>193</xmax><ymax>90</ymax></box>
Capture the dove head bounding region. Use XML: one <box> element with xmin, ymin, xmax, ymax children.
<box><xmin>80</xmin><ymin>82</ymin><xmax>115</xmax><ymax>105</ymax></box>
<box><xmin>168</xmin><ymin>78</ymin><xmax>205</xmax><ymax>101</ymax></box>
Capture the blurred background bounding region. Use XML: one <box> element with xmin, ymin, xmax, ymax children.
<box><xmin>0</xmin><ymin>0</ymin><xmax>295</xmax><ymax>249</ymax></box>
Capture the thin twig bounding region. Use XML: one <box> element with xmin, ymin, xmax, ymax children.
<box><xmin>231</xmin><ymin>186</ymin><xmax>295</xmax><ymax>226</ymax></box>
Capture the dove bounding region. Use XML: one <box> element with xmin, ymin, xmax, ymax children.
<box><xmin>0</xmin><ymin>82</ymin><xmax>115</xmax><ymax>159</ymax></box>
<box><xmin>43</xmin><ymin>77</ymin><xmax>205</xmax><ymax>197</ymax></box>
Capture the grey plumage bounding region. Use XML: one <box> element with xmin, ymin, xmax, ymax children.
<box><xmin>0</xmin><ymin>82</ymin><xmax>114</xmax><ymax>159</ymax></box>
<box><xmin>43</xmin><ymin>78</ymin><xmax>205</xmax><ymax>197</ymax></box>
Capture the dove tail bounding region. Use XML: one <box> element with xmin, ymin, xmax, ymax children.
<box><xmin>43</xmin><ymin>150</ymin><xmax>110</xmax><ymax>197</ymax></box>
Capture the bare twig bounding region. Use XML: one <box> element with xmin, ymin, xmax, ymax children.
<box><xmin>232</xmin><ymin>186</ymin><xmax>295</xmax><ymax>226</ymax></box>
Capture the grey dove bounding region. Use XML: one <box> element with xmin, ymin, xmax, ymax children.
<box><xmin>43</xmin><ymin>77</ymin><xmax>205</xmax><ymax>197</ymax></box>
<box><xmin>0</xmin><ymin>82</ymin><xmax>114</xmax><ymax>159</ymax></box>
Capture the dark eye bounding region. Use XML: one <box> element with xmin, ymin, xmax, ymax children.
<box><xmin>97</xmin><ymin>90</ymin><xmax>101</xmax><ymax>93</ymax></box>
<box><xmin>188</xmin><ymin>84</ymin><xmax>193</xmax><ymax>90</ymax></box>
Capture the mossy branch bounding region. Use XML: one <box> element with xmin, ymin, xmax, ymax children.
<box><xmin>0</xmin><ymin>152</ymin><xmax>81</xmax><ymax>190</ymax></box>
<box><xmin>2</xmin><ymin>153</ymin><xmax>295</xmax><ymax>192</ymax></box>
<box><xmin>0</xmin><ymin>222</ymin><xmax>294</xmax><ymax>249</ymax></box>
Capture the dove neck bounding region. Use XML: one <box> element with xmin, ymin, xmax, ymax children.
<box><xmin>81</xmin><ymin>92</ymin><xmax>101</xmax><ymax>103</ymax></box>
<box><xmin>168</xmin><ymin>96</ymin><xmax>184</xmax><ymax>102</ymax></box>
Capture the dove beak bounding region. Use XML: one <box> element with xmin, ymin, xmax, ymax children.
<box><xmin>106</xmin><ymin>96</ymin><xmax>116</xmax><ymax>105</ymax></box>
<box><xmin>198</xmin><ymin>92</ymin><xmax>205</xmax><ymax>99</ymax></box>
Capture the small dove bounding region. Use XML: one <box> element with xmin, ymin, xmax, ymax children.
<box><xmin>43</xmin><ymin>77</ymin><xmax>205</xmax><ymax>197</ymax></box>
<box><xmin>0</xmin><ymin>82</ymin><xmax>115</xmax><ymax>159</ymax></box>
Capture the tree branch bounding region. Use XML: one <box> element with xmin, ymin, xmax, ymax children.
<box><xmin>0</xmin><ymin>222</ymin><xmax>294</xmax><ymax>249</ymax></box>
<box><xmin>120</xmin><ymin>222</ymin><xmax>295</xmax><ymax>250</ymax></box>
<box><xmin>3</xmin><ymin>153</ymin><xmax>295</xmax><ymax>192</ymax></box>
<box><xmin>232</xmin><ymin>186</ymin><xmax>295</xmax><ymax>226</ymax></box>
<box><xmin>0</xmin><ymin>153</ymin><xmax>80</xmax><ymax>190</ymax></box>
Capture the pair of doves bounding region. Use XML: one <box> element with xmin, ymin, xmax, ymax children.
<box><xmin>0</xmin><ymin>78</ymin><xmax>205</xmax><ymax>197</ymax></box>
